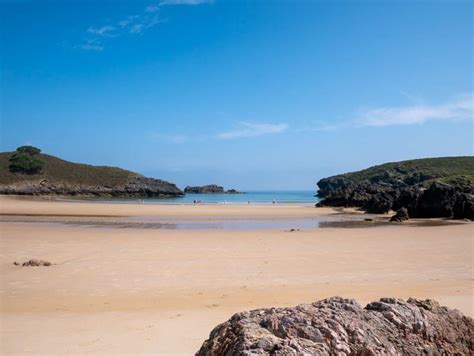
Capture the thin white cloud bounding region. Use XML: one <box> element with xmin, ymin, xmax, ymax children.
<box><xmin>87</xmin><ymin>25</ymin><xmax>116</xmax><ymax>36</ymax></box>
<box><xmin>295</xmin><ymin>121</ymin><xmax>351</xmax><ymax>133</ymax></box>
<box><xmin>159</xmin><ymin>0</ymin><xmax>212</xmax><ymax>5</ymax></box>
<box><xmin>217</xmin><ymin>122</ymin><xmax>288</xmax><ymax>140</ymax></box>
<box><xmin>118</xmin><ymin>15</ymin><xmax>139</xmax><ymax>28</ymax></box>
<box><xmin>146</xmin><ymin>4</ymin><xmax>160</xmax><ymax>12</ymax></box>
<box><xmin>80</xmin><ymin>0</ymin><xmax>210</xmax><ymax>51</ymax></box>
<box><xmin>357</xmin><ymin>93</ymin><xmax>473</xmax><ymax>127</ymax></box>
<box><xmin>128</xmin><ymin>13</ymin><xmax>162</xmax><ymax>34</ymax></box>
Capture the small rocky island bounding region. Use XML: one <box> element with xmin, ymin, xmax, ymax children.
<box><xmin>197</xmin><ymin>297</ymin><xmax>473</xmax><ymax>355</ymax></box>
<box><xmin>316</xmin><ymin>156</ymin><xmax>474</xmax><ymax>220</ymax></box>
<box><xmin>184</xmin><ymin>184</ymin><xmax>240</xmax><ymax>194</ymax></box>
<box><xmin>0</xmin><ymin>146</ymin><xmax>183</xmax><ymax>197</ymax></box>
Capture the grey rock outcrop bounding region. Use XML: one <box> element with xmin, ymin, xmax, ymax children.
<box><xmin>184</xmin><ymin>185</ymin><xmax>240</xmax><ymax>194</ymax></box>
<box><xmin>197</xmin><ymin>297</ymin><xmax>473</xmax><ymax>355</ymax></box>
<box><xmin>185</xmin><ymin>185</ymin><xmax>225</xmax><ymax>194</ymax></box>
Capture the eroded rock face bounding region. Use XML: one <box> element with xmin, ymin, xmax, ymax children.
<box><xmin>196</xmin><ymin>297</ymin><xmax>473</xmax><ymax>355</ymax></box>
<box><xmin>0</xmin><ymin>176</ymin><xmax>183</xmax><ymax>197</ymax></box>
<box><xmin>317</xmin><ymin>179</ymin><xmax>474</xmax><ymax>220</ymax></box>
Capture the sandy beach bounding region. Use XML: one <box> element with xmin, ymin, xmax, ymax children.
<box><xmin>0</xmin><ymin>196</ymin><xmax>472</xmax><ymax>355</ymax></box>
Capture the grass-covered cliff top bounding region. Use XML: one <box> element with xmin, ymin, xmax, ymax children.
<box><xmin>0</xmin><ymin>151</ymin><xmax>140</xmax><ymax>186</ymax></box>
<box><xmin>325</xmin><ymin>156</ymin><xmax>474</xmax><ymax>185</ymax></box>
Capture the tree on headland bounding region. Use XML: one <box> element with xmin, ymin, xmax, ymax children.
<box><xmin>16</xmin><ymin>145</ymin><xmax>41</xmax><ymax>155</ymax></box>
<box><xmin>9</xmin><ymin>146</ymin><xmax>44</xmax><ymax>174</ymax></box>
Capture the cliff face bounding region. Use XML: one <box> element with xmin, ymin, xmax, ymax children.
<box><xmin>316</xmin><ymin>157</ymin><xmax>474</xmax><ymax>220</ymax></box>
<box><xmin>0</xmin><ymin>152</ymin><xmax>183</xmax><ymax>197</ymax></box>
<box><xmin>197</xmin><ymin>297</ymin><xmax>473</xmax><ymax>355</ymax></box>
<box><xmin>0</xmin><ymin>175</ymin><xmax>183</xmax><ymax>197</ymax></box>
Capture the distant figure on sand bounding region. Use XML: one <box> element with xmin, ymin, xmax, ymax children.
<box><xmin>272</xmin><ymin>199</ymin><xmax>275</xmax><ymax>205</ymax></box>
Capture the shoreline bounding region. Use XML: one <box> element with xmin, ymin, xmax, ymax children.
<box><xmin>0</xmin><ymin>195</ymin><xmax>330</xmax><ymax>217</ymax></box>
<box><xmin>0</xmin><ymin>192</ymin><xmax>320</xmax><ymax>207</ymax></box>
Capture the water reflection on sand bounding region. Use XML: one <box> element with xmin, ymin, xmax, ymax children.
<box><xmin>0</xmin><ymin>212</ymin><xmax>463</xmax><ymax>230</ymax></box>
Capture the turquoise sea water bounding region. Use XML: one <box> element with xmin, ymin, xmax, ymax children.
<box><xmin>94</xmin><ymin>191</ymin><xmax>318</xmax><ymax>205</ymax></box>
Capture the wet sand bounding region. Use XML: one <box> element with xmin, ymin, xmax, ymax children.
<box><xmin>0</xmin><ymin>196</ymin><xmax>472</xmax><ymax>355</ymax></box>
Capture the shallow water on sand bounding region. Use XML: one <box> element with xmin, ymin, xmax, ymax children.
<box><xmin>0</xmin><ymin>213</ymin><xmax>463</xmax><ymax>231</ymax></box>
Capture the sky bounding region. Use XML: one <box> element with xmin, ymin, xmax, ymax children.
<box><xmin>1</xmin><ymin>0</ymin><xmax>473</xmax><ymax>190</ymax></box>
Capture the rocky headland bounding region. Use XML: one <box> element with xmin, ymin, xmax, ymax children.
<box><xmin>184</xmin><ymin>184</ymin><xmax>240</xmax><ymax>194</ymax></box>
<box><xmin>0</xmin><ymin>147</ymin><xmax>183</xmax><ymax>197</ymax></box>
<box><xmin>0</xmin><ymin>176</ymin><xmax>183</xmax><ymax>197</ymax></box>
<box><xmin>316</xmin><ymin>157</ymin><xmax>474</xmax><ymax>220</ymax></box>
<box><xmin>197</xmin><ymin>297</ymin><xmax>473</xmax><ymax>355</ymax></box>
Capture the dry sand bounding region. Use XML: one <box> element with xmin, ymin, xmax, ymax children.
<box><xmin>0</xmin><ymin>196</ymin><xmax>472</xmax><ymax>355</ymax></box>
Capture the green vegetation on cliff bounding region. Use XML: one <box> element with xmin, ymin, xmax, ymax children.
<box><xmin>0</xmin><ymin>151</ymin><xmax>138</xmax><ymax>187</ymax></box>
<box><xmin>0</xmin><ymin>147</ymin><xmax>184</xmax><ymax>197</ymax></box>
<box><xmin>329</xmin><ymin>156</ymin><xmax>474</xmax><ymax>185</ymax></box>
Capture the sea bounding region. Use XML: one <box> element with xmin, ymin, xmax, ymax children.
<box><xmin>92</xmin><ymin>191</ymin><xmax>319</xmax><ymax>205</ymax></box>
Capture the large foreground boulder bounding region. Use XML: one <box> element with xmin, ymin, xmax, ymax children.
<box><xmin>196</xmin><ymin>297</ymin><xmax>473</xmax><ymax>355</ymax></box>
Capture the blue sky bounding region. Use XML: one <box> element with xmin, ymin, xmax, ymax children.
<box><xmin>1</xmin><ymin>0</ymin><xmax>472</xmax><ymax>190</ymax></box>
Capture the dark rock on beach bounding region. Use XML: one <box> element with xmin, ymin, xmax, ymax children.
<box><xmin>390</xmin><ymin>207</ymin><xmax>410</xmax><ymax>222</ymax></box>
<box><xmin>196</xmin><ymin>296</ymin><xmax>473</xmax><ymax>355</ymax></box>
<box><xmin>15</xmin><ymin>259</ymin><xmax>53</xmax><ymax>266</ymax></box>
<box><xmin>453</xmin><ymin>192</ymin><xmax>474</xmax><ymax>220</ymax></box>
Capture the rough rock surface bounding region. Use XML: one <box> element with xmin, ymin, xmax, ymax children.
<box><xmin>0</xmin><ymin>176</ymin><xmax>183</xmax><ymax>197</ymax></box>
<box><xmin>184</xmin><ymin>185</ymin><xmax>240</xmax><ymax>194</ymax></box>
<box><xmin>317</xmin><ymin>177</ymin><xmax>474</xmax><ymax>220</ymax></box>
<box><xmin>196</xmin><ymin>297</ymin><xmax>473</xmax><ymax>355</ymax></box>
<box><xmin>390</xmin><ymin>207</ymin><xmax>410</xmax><ymax>222</ymax></box>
